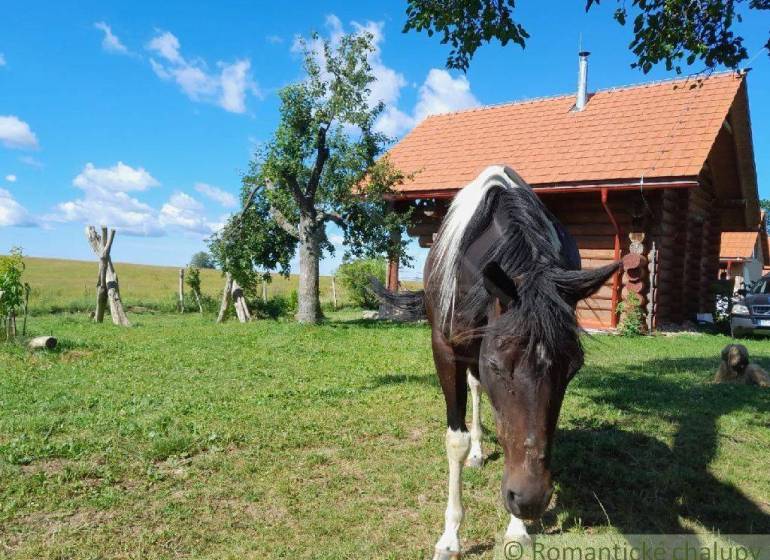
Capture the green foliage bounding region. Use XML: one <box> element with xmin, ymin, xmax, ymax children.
<box><xmin>185</xmin><ymin>266</ymin><xmax>202</xmax><ymax>294</ymax></box>
<box><xmin>404</xmin><ymin>0</ymin><xmax>769</xmax><ymax>73</ymax></box>
<box><xmin>404</xmin><ymin>0</ymin><xmax>529</xmax><ymax>72</ymax></box>
<box><xmin>0</xmin><ymin>248</ymin><xmax>27</xmax><ymax>331</ymax></box>
<box><xmin>189</xmin><ymin>251</ymin><xmax>216</xmax><ymax>269</ymax></box>
<box><xmin>336</xmin><ymin>258</ymin><xmax>386</xmax><ymax>309</ymax></box>
<box><xmin>617</xmin><ymin>292</ymin><xmax>645</xmax><ymax>336</ymax></box>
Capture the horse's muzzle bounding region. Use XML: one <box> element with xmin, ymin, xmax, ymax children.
<box><xmin>504</xmin><ymin>482</ymin><xmax>554</xmax><ymax>520</ymax></box>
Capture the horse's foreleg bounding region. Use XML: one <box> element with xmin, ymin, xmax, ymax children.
<box><xmin>434</xmin><ymin>428</ymin><xmax>471</xmax><ymax>560</ymax></box>
<box><xmin>465</xmin><ymin>370</ymin><xmax>483</xmax><ymax>468</ymax></box>
<box><xmin>431</xmin><ymin>332</ymin><xmax>470</xmax><ymax>559</ymax></box>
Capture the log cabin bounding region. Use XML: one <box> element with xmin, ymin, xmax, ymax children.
<box><xmin>383</xmin><ymin>56</ymin><xmax>760</xmax><ymax>330</ymax></box>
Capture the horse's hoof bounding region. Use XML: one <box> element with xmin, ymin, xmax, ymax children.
<box><xmin>464</xmin><ymin>454</ymin><xmax>484</xmax><ymax>468</ymax></box>
<box><xmin>503</xmin><ymin>532</ymin><xmax>532</xmax><ymax>548</ymax></box>
<box><xmin>433</xmin><ymin>548</ymin><xmax>462</xmax><ymax>560</ymax></box>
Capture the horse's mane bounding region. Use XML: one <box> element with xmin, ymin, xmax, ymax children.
<box><xmin>429</xmin><ymin>166</ymin><xmax>581</xmax><ymax>362</ymax></box>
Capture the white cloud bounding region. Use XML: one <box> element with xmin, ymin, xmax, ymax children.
<box><xmin>0</xmin><ymin>116</ymin><xmax>39</xmax><ymax>150</ymax></box>
<box><xmin>19</xmin><ymin>155</ymin><xmax>43</xmax><ymax>168</ymax></box>
<box><xmin>73</xmin><ymin>161</ymin><xmax>159</xmax><ymax>193</ymax></box>
<box><xmin>0</xmin><ymin>53</ymin><xmax>6</xmax><ymax>67</ymax></box>
<box><xmin>94</xmin><ymin>22</ymin><xmax>129</xmax><ymax>55</ymax></box>
<box><xmin>51</xmin><ymin>162</ymin><xmax>163</xmax><ymax>236</ymax></box>
<box><xmin>375</xmin><ymin>69</ymin><xmax>480</xmax><ymax>137</ymax></box>
<box><xmin>55</xmin><ymin>190</ymin><xmax>162</xmax><ymax>236</ymax></box>
<box><xmin>266</xmin><ymin>35</ymin><xmax>284</xmax><ymax>45</ymax></box>
<box><xmin>52</xmin><ymin>162</ymin><xmax>219</xmax><ymax>237</ymax></box>
<box><xmin>159</xmin><ymin>192</ymin><xmax>216</xmax><ymax>234</ymax></box>
<box><xmin>0</xmin><ymin>188</ymin><xmax>35</xmax><ymax>227</ymax></box>
<box><xmin>194</xmin><ymin>182</ymin><xmax>237</xmax><ymax>208</ymax></box>
<box><xmin>5</xmin><ymin>174</ymin><xmax>17</xmax><ymax>183</ymax></box>
<box><xmin>147</xmin><ymin>30</ymin><xmax>260</xmax><ymax>113</ymax></box>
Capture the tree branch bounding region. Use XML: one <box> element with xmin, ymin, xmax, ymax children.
<box><xmin>265</xmin><ymin>180</ymin><xmax>300</xmax><ymax>238</ymax></box>
<box><xmin>306</xmin><ymin>126</ymin><xmax>329</xmax><ymax>202</ymax></box>
<box><xmin>318</xmin><ymin>210</ymin><xmax>345</xmax><ymax>227</ymax></box>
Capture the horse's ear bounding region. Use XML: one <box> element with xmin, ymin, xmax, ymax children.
<box><xmin>555</xmin><ymin>261</ymin><xmax>622</xmax><ymax>305</ymax></box>
<box><xmin>482</xmin><ymin>262</ymin><xmax>519</xmax><ymax>308</ymax></box>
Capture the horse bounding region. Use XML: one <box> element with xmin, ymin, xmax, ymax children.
<box><xmin>375</xmin><ymin>165</ymin><xmax>620</xmax><ymax>558</ymax></box>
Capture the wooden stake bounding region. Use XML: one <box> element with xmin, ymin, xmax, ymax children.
<box><xmin>331</xmin><ymin>276</ymin><xmax>338</xmax><ymax>310</ymax></box>
<box><xmin>178</xmin><ymin>268</ymin><xmax>185</xmax><ymax>313</ymax></box>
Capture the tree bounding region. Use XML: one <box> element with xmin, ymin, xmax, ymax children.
<box><xmin>761</xmin><ymin>199</ymin><xmax>770</xmax><ymax>233</ymax></box>
<box><xmin>0</xmin><ymin>248</ymin><xmax>27</xmax><ymax>341</ymax></box>
<box><xmin>404</xmin><ymin>0</ymin><xmax>769</xmax><ymax>73</ymax></box>
<box><xmin>211</xmin><ymin>30</ymin><xmax>410</xmax><ymax>324</ymax></box>
<box><xmin>190</xmin><ymin>251</ymin><xmax>216</xmax><ymax>269</ymax></box>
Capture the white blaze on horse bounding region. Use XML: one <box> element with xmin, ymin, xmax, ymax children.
<box><xmin>375</xmin><ymin>166</ymin><xmax>619</xmax><ymax>559</ymax></box>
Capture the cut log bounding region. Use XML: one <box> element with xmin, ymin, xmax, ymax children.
<box><xmin>231</xmin><ymin>279</ymin><xmax>251</xmax><ymax>323</ymax></box>
<box><xmin>28</xmin><ymin>336</ymin><xmax>57</xmax><ymax>350</ymax></box>
<box><xmin>216</xmin><ymin>273</ymin><xmax>233</xmax><ymax>324</ymax></box>
<box><xmin>86</xmin><ymin>226</ymin><xmax>130</xmax><ymax>326</ymax></box>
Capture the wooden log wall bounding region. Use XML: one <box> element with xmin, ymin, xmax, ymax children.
<box><xmin>654</xmin><ymin>189</ymin><xmax>687</xmax><ymax>324</ymax></box>
<box><xmin>544</xmin><ymin>193</ymin><xmax>632</xmax><ymax>329</ymax></box>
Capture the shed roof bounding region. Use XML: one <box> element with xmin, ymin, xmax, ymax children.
<box><xmin>386</xmin><ymin>72</ymin><xmax>746</xmax><ymax>195</ymax></box>
<box><xmin>720</xmin><ymin>231</ymin><xmax>759</xmax><ymax>261</ymax></box>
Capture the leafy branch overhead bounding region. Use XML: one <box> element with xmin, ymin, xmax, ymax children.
<box><xmin>404</xmin><ymin>0</ymin><xmax>769</xmax><ymax>73</ymax></box>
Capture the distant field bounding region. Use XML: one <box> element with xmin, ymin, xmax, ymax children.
<box><xmin>19</xmin><ymin>257</ymin><xmax>421</xmax><ymax>314</ymax></box>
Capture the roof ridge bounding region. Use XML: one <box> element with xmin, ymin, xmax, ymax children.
<box><xmin>425</xmin><ymin>69</ymin><xmax>741</xmax><ymax>119</ymax></box>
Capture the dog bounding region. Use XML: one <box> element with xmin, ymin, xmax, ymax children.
<box><xmin>715</xmin><ymin>344</ymin><xmax>770</xmax><ymax>387</ymax></box>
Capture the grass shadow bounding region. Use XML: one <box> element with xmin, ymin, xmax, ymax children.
<box><xmin>545</xmin><ymin>357</ymin><xmax>770</xmax><ymax>535</ymax></box>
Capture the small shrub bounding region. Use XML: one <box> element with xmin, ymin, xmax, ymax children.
<box><xmin>0</xmin><ymin>248</ymin><xmax>28</xmax><ymax>340</ymax></box>
<box><xmin>252</xmin><ymin>295</ymin><xmax>292</xmax><ymax>319</ymax></box>
<box><xmin>336</xmin><ymin>258</ymin><xmax>386</xmax><ymax>309</ymax></box>
<box><xmin>617</xmin><ymin>292</ymin><xmax>645</xmax><ymax>336</ymax></box>
<box><xmin>287</xmin><ymin>289</ymin><xmax>298</xmax><ymax>313</ymax></box>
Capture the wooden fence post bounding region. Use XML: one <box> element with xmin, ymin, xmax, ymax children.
<box><xmin>178</xmin><ymin>268</ymin><xmax>185</xmax><ymax>313</ymax></box>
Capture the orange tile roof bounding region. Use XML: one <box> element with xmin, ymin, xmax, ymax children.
<box><xmin>387</xmin><ymin>72</ymin><xmax>744</xmax><ymax>194</ymax></box>
<box><xmin>720</xmin><ymin>231</ymin><xmax>758</xmax><ymax>260</ymax></box>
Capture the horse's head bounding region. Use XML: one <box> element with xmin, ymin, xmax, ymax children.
<box><xmin>478</xmin><ymin>261</ymin><xmax>619</xmax><ymax>519</ymax></box>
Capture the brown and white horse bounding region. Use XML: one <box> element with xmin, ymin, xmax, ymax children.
<box><xmin>376</xmin><ymin>166</ymin><xmax>619</xmax><ymax>558</ymax></box>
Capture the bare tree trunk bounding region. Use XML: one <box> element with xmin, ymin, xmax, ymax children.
<box><xmin>216</xmin><ymin>273</ymin><xmax>233</xmax><ymax>323</ymax></box>
<box><xmin>331</xmin><ymin>276</ymin><xmax>338</xmax><ymax>310</ymax></box>
<box><xmin>178</xmin><ymin>268</ymin><xmax>185</xmax><ymax>313</ymax></box>
<box><xmin>231</xmin><ymin>279</ymin><xmax>251</xmax><ymax>323</ymax></box>
<box><xmin>296</xmin><ymin>215</ymin><xmax>322</xmax><ymax>324</ymax></box>
<box><xmin>105</xmin><ymin>261</ymin><xmax>130</xmax><ymax>326</ymax></box>
<box><xmin>86</xmin><ymin>226</ymin><xmax>130</xmax><ymax>326</ymax></box>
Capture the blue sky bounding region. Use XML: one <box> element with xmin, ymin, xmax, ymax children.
<box><xmin>1</xmin><ymin>1</ymin><xmax>768</xmax><ymax>279</ymax></box>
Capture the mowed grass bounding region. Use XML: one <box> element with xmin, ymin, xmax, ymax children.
<box><xmin>1</xmin><ymin>315</ymin><xmax>769</xmax><ymax>559</ymax></box>
<box><xmin>21</xmin><ymin>257</ymin><xmax>421</xmax><ymax>314</ymax></box>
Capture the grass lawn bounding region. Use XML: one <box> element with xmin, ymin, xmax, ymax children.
<box><xmin>1</xmin><ymin>313</ymin><xmax>769</xmax><ymax>559</ymax></box>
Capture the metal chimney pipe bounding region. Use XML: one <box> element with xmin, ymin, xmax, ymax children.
<box><xmin>576</xmin><ymin>51</ymin><xmax>590</xmax><ymax>111</ymax></box>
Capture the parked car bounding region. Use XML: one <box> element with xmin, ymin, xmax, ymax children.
<box><xmin>730</xmin><ymin>275</ymin><xmax>770</xmax><ymax>337</ymax></box>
